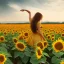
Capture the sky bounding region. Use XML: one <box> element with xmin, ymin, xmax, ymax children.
<box><xmin>0</xmin><ymin>0</ymin><xmax>64</xmax><ymax>23</ymax></box>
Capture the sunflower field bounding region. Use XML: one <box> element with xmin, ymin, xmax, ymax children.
<box><xmin>0</xmin><ymin>24</ymin><xmax>64</xmax><ymax>64</ymax></box>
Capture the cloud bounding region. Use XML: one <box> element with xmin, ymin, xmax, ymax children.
<box><xmin>0</xmin><ymin>0</ymin><xmax>49</xmax><ymax>12</ymax></box>
<box><xmin>0</xmin><ymin>0</ymin><xmax>64</xmax><ymax>22</ymax></box>
<box><xmin>0</xmin><ymin>0</ymin><xmax>64</xmax><ymax>12</ymax></box>
<box><xmin>0</xmin><ymin>0</ymin><xmax>50</xmax><ymax>17</ymax></box>
<box><xmin>0</xmin><ymin>0</ymin><xmax>44</xmax><ymax>16</ymax></box>
<box><xmin>0</xmin><ymin>0</ymin><xmax>15</xmax><ymax>16</ymax></box>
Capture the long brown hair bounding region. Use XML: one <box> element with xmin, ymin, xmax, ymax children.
<box><xmin>31</xmin><ymin>12</ymin><xmax>43</xmax><ymax>33</ymax></box>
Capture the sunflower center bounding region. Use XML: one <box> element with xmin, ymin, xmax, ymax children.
<box><xmin>46</xmin><ymin>34</ymin><xmax>48</xmax><ymax>36</ymax></box>
<box><xmin>14</xmin><ymin>39</ymin><xmax>17</xmax><ymax>43</ymax></box>
<box><xmin>4</xmin><ymin>32</ymin><xmax>7</xmax><ymax>35</ymax></box>
<box><xmin>24</xmin><ymin>33</ymin><xmax>28</xmax><ymax>36</ymax></box>
<box><xmin>37</xmin><ymin>42</ymin><xmax>43</xmax><ymax>49</ymax></box>
<box><xmin>48</xmin><ymin>36</ymin><xmax>50</xmax><ymax>39</ymax></box>
<box><xmin>52</xmin><ymin>35</ymin><xmax>54</xmax><ymax>37</ymax></box>
<box><xmin>44</xmin><ymin>42</ymin><xmax>47</xmax><ymax>46</ymax></box>
<box><xmin>55</xmin><ymin>42</ymin><xmax>63</xmax><ymax>50</ymax></box>
<box><xmin>0</xmin><ymin>37</ymin><xmax>4</xmax><ymax>41</ymax></box>
<box><xmin>37</xmin><ymin>50</ymin><xmax>42</xmax><ymax>56</ymax></box>
<box><xmin>0</xmin><ymin>55</ymin><xmax>4</xmax><ymax>62</ymax></box>
<box><xmin>62</xmin><ymin>34</ymin><xmax>64</xmax><ymax>36</ymax></box>
<box><xmin>52</xmin><ymin>37</ymin><xmax>54</xmax><ymax>40</ymax></box>
<box><xmin>17</xmin><ymin>43</ymin><xmax>24</xmax><ymax>49</ymax></box>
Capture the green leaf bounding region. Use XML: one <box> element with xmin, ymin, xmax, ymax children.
<box><xmin>51</xmin><ymin>56</ymin><xmax>61</xmax><ymax>64</ymax></box>
<box><xmin>61</xmin><ymin>58</ymin><xmax>64</xmax><ymax>61</ymax></box>
<box><xmin>5</xmin><ymin>53</ymin><xmax>12</xmax><ymax>57</ymax></box>
<box><xmin>17</xmin><ymin>60</ymin><xmax>23</xmax><ymax>64</ymax></box>
<box><xmin>24</xmin><ymin>47</ymin><xmax>31</xmax><ymax>57</ymax></box>
<box><xmin>13</xmin><ymin>32</ymin><xmax>19</xmax><ymax>37</ymax></box>
<box><xmin>53</xmin><ymin>51</ymin><xmax>64</xmax><ymax>57</ymax></box>
<box><xmin>0</xmin><ymin>43</ymin><xmax>7</xmax><ymax>48</ymax></box>
<box><xmin>45</xmin><ymin>61</ymin><xmax>50</xmax><ymax>64</ymax></box>
<box><xmin>47</xmin><ymin>40</ymin><xmax>52</xmax><ymax>44</ymax></box>
<box><xmin>43</xmin><ymin>52</ymin><xmax>50</xmax><ymax>57</ymax></box>
<box><xmin>61</xmin><ymin>37</ymin><xmax>64</xmax><ymax>41</ymax></box>
<box><xmin>0</xmin><ymin>47</ymin><xmax>7</xmax><ymax>52</ymax></box>
<box><xmin>11</xmin><ymin>47</ymin><xmax>16</xmax><ymax>50</ymax></box>
<box><xmin>14</xmin><ymin>51</ymin><xmax>24</xmax><ymax>58</ymax></box>
<box><xmin>22</xmin><ymin>55</ymin><xmax>29</xmax><ymax>64</ymax></box>
<box><xmin>30</xmin><ymin>54</ymin><xmax>39</xmax><ymax>64</ymax></box>
<box><xmin>0</xmin><ymin>32</ymin><xmax>4</xmax><ymax>36</ymax></box>
<box><xmin>5</xmin><ymin>58</ymin><xmax>13</xmax><ymax>64</ymax></box>
<box><xmin>0</xmin><ymin>51</ymin><xmax>12</xmax><ymax>57</ymax></box>
<box><xmin>56</xmin><ymin>52</ymin><xmax>64</xmax><ymax>57</ymax></box>
<box><xmin>0</xmin><ymin>47</ymin><xmax>11</xmax><ymax>57</ymax></box>
<box><xmin>39</xmin><ymin>56</ymin><xmax>46</xmax><ymax>63</ymax></box>
<box><xmin>55</xmin><ymin>34</ymin><xmax>61</xmax><ymax>40</ymax></box>
<box><xmin>30</xmin><ymin>54</ymin><xmax>46</xmax><ymax>64</ymax></box>
<box><xmin>47</xmin><ymin>46</ymin><xmax>52</xmax><ymax>51</ymax></box>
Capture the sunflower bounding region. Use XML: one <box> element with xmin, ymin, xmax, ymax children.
<box><xmin>13</xmin><ymin>38</ymin><xmax>18</xmax><ymax>43</ymax></box>
<box><xmin>19</xmin><ymin>31</ymin><xmax>22</xmax><ymax>35</ymax></box>
<box><xmin>12</xmin><ymin>32</ymin><xmax>14</xmax><ymax>35</ymax></box>
<box><xmin>61</xmin><ymin>33</ymin><xmax>64</xmax><ymax>37</ymax></box>
<box><xmin>44</xmin><ymin>41</ymin><xmax>48</xmax><ymax>48</ymax></box>
<box><xmin>0</xmin><ymin>62</ymin><xmax>4</xmax><ymax>64</ymax></box>
<box><xmin>51</xmin><ymin>37</ymin><xmax>55</xmax><ymax>41</ymax></box>
<box><xmin>15</xmin><ymin>42</ymin><xmax>26</xmax><ymax>51</ymax></box>
<box><xmin>47</xmin><ymin>35</ymin><xmax>51</xmax><ymax>40</ymax></box>
<box><xmin>56</xmin><ymin>31</ymin><xmax>59</xmax><ymax>34</ymax></box>
<box><xmin>0</xmin><ymin>54</ymin><xmax>6</xmax><ymax>64</ymax></box>
<box><xmin>52</xmin><ymin>38</ymin><xmax>64</xmax><ymax>52</ymax></box>
<box><xmin>60</xmin><ymin>61</ymin><xmax>64</xmax><ymax>64</ymax></box>
<box><xmin>24</xmin><ymin>32</ymin><xmax>28</xmax><ymax>37</ymax></box>
<box><xmin>36</xmin><ymin>47</ymin><xmax>42</xmax><ymax>59</ymax></box>
<box><xmin>0</xmin><ymin>36</ymin><xmax>5</xmax><ymax>42</ymax></box>
<box><xmin>51</xmin><ymin>34</ymin><xmax>54</xmax><ymax>37</ymax></box>
<box><xmin>36</xmin><ymin>41</ymin><xmax>44</xmax><ymax>50</ymax></box>
<box><xmin>22</xmin><ymin>30</ymin><xmax>30</xmax><ymax>42</ymax></box>
<box><xmin>18</xmin><ymin>34</ymin><xmax>24</xmax><ymax>40</ymax></box>
<box><xmin>46</xmin><ymin>33</ymin><xmax>48</xmax><ymax>36</ymax></box>
<box><xmin>4</xmin><ymin>32</ymin><xmax>7</xmax><ymax>35</ymax></box>
<box><xmin>4</xmin><ymin>30</ymin><xmax>8</xmax><ymax>35</ymax></box>
<box><xmin>23</xmin><ymin>30</ymin><xmax>29</xmax><ymax>39</ymax></box>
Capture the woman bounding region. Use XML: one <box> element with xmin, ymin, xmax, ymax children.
<box><xmin>20</xmin><ymin>9</ymin><xmax>45</xmax><ymax>47</ymax></box>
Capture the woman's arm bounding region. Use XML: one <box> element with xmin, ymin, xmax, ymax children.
<box><xmin>20</xmin><ymin>9</ymin><xmax>32</xmax><ymax>22</ymax></box>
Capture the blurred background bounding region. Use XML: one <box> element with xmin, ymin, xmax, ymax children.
<box><xmin>0</xmin><ymin>0</ymin><xmax>64</xmax><ymax>23</ymax></box>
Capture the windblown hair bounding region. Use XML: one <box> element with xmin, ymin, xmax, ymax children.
<box><xmin>31</xmin><ymin>12</ymin><xmax>43</xmax><ymax>33</ymax></box>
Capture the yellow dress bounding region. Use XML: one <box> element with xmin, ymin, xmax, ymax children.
<box><xmin>27</xmin><ymin>22</ymin><xmax>44</xmax><ymax>47</ymax></box>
